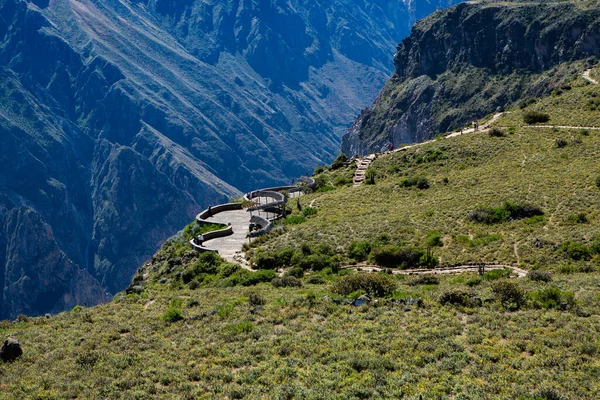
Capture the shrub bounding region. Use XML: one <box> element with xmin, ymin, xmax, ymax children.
<box><xmin>419</xmin><ymin>248</ymin><xmax>439</xmax><ymax>268</ymax></box>
<box><xmin>228</xmin><ymin>270</ymin><xmax>277</xmax><ymax>286</ymax></box>
<box><xmin>218</xmin><ymin>263</ymin><xmax>241</xmax><ymax>278</ymax></box>
<box><xmin>559</xmin><ymin>241</ymin><xmax>592</xmax><ymax>261</ymax></box>
<box><xmin>488</xmin><ymin>127</ymin><xmax>506</xmax><ymax>137</ymax></box>
<box><xmin>161</xmin><ymin>299</ymin><xmax>184</xmax><ymax>323</ymax></box>
<box><xmin>314</xmin><ymin>166</ymin><xmax>325</xmax><ymax>175</ymax></box>
<box><xmin>372</xmin><ymin>245</ymin><xmax>424</xmax><ymax>269</ymax></box>
<box><xmin>297</xmin><ymin>254</ymin><xmax>339</xmax><ymax>272</ymax></box>
<box><xmin>247</xmin><ymin>292</ymin><xmax>266</xmax><ymax>306</ymax></box>
<box><xmin>529</xmin><ymin>287</ymin><xmax>574</xmax><ymax>310</ymax></box>
<box><xmin>347</xmin><ymin>241</ymin><xmax>374</xmax><ymax>261</ymax></box>
<box><xmin>188</xmin><ymin>280</ymin><xmax>200</xmax><ymax>290</ymax></box>
<box><xmin>254</xmin><ymin>252</ymin><xmax>279</xmax><ymax>270</ymax></box>
<box><xmin>492</xmin><ymin>281</ymin><xmax>526</xmax><ymax>310</ymax></box>
<box><xmin>302</xmin><ymin>207</ymin><xmax>318</xmax><ymax>218</ymax></box>
<box><xmin>305</xmin><ymin>274</ymin><xmax>326</xmax><ymax>284</ymax></box>
<box><xmin>439</xmin><ymin>290</ymin><xmax>474</xmax><ymax>307</ymax></box>
<box><xmin>271</xmin><ymin>276</ymin><xmax>302</xmax><ymax>288</ymax></box>
<box><xmin>401</xmin><ymin>176</ymin><xmax>430</xmax><ymax>189</ymax></box>
<box><xmin>331</xmin><ymin>153</ymin><xmax>348</xmax><ymax>170</ymax></box>
<box><xmin>527</xmin><ymin>270</ymin><xmax>553</xmax><ymax>282</ymax></box>
<box><xmin>416</xmin><ymin>178</ymin><xmax>430</xmax><ymax>189</ymax></box>
<box><xmin>470</xmin><ymin>202</ymin><xmax>543</xmax><ymax>224</ymax></box>
<box><xmin>566</xmin><ymin>213</ymin><xmax>588</xmax><ymax>224</ymax></box>
<box><xmin>364</xmin><ymin>168</ymin><xmax>376</xmax><ymax>185</ymax></box>
<box><xmin>332</xmin><ymin>274</ymin><xmax>397</xmax><ymax>297</ymax></box>
<box><xmin>555</xmin><ymin>138</ymin><xmax>568</xmax><ymax>148</ymax></box>
<box><xmin>408</xmin><ymin>275</ymin><xmax>439</xmax><ymax>286</ymax></box>
<box><xmin>425</xmin><ymin>231</ymin><xmax>444</xmax><ymax>247</ymax></box>
<box><xmin>284</xmin><ymin>267</ymin><xmax>304</xmax><ymax>279</ymax></box>
<box><xmin>466</xmin><ymin>277</ymin><xmax>482</xmax><ymax>287</ymax></box>
<box><xmin>523</xmin><ymin>110</ymin><xmax>550</xmax><ymax>124</ymax></box>
<box><xmin>483</xmin><ymin>268</ymin><xmax>512</xmax><ymax>280</ymax></box>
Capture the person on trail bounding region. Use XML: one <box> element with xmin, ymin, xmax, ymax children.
<box><xmin>207</xmin><ymin>205</ymin><xmax>212</xmax><ymax>217</ymax></box>
<box><xmin>389</xmin><ymin>143</ymin><xmax>394</xmax><ymax>151</ymax></box>
<box><xmin>197</xmin><ymin>234</ymin><xmax>204</xmax><ymax>244</ymax></box>
<box><xmin>460</xmin><ymin>128</ymin><xmax>463</xmax><ymax>135</ymax></box>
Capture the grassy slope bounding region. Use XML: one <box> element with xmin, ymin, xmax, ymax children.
<box><xmin>266</xmin><ymin>73</ymin><xmax>600</xmax><ymax>271</ymax></box>
<box><xmin>5</xmin><ymin>69</ymin><xmax>600</xmax><ymax>399</ymax></box>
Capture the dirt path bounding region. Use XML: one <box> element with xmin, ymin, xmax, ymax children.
<box><xmin>343</xmin><ymin>263</ymin><xmax>528</xmax><ymax>278</ymax></box>
<box><xmin>583</xmin><ymin>69</ymin><xmax>599</xmax><ymax>85</ymax></box>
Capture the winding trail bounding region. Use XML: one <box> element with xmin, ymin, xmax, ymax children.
<box><xmin>583</xmin><ymin>69</ymin><xmax>599</xmax><ymax>85</ymax></box>
<box><xmin>343</xmin><ymin>263</ymin><xmax>528</xmax><ymax>278</ymax></box>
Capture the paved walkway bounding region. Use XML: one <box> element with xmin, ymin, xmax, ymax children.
<box><xmin>200</xmin><ymin>195</ymin><xmax>299</xmax><ymax>269</ymax></box>
<box><xmin>202</xmin><ymin>209</ymin><xmax>252</xmax><ymax>268</ymax></box>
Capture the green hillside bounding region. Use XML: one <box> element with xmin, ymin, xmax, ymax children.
<box><xmin>4</xmin><ymin>59</ymin><xmax>600</xmax><ymax>400</ymax></box>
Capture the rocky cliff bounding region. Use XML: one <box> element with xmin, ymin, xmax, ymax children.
<box><xmin>343</xmin><ymin>0</ymin><xmax>600</xmax><ymax>155</ymax></box>
<box><xmin>0</xmin><ymin>0</ymin><xmax>459</xmax><ymax>318</ymax></box>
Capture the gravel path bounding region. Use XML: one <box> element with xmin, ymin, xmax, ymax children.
<box><xmin>342</xmin><ymin>264</ymin><xmax>528</xmax><ymax>278</ymax></box>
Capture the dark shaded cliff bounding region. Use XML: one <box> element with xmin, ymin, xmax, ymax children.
<box><xmin>0</xmin><ymin>0</ymin><xmax>460</xmax><ymax>317</ymax></box>
<box><xmin>343</xmin><ymin>1</ymin><xmax>600</xmax><ymax>155</ymax></box>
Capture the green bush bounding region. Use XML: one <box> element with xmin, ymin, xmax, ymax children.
<box><xmin>331</xmin><ymin>153</ymin><xmax>348</xmax><ymax>170</ymax></box>
<box><xmin>527</xmin><ymin>270</ymin><xmax>553</xmax><ymax>282</ymax></box>
<box><xmin>284</xmin><ymin>267</ymin><xmax>304</xmax><ymax>278</ymax></box>
<box><xmin>488</xmin><ymin>127</ymin><xmax>506</xmax><ymax>137</ymax></box>
<box><xmin>302</xmin><ymin>207</ymin><xmax>318</xmax><ymax>218</ymax></box>
<box><xmin>161</xmin><ymin>299</ymin><xmax>184</xmax><ymax>323</ymax></box>
<box><xmin>218</xmin><ymin>263</ymin><xmax>241</xmax><ymax>278</ymax></box>
<box><xmin>297</xmin><ymin>254</ymin><xmax>339</xmax><ymax>272</ymax></box>
<box><xmin>492</xmin><ymin>281</ymin><xmax>526</xmax><ymax>311</ymax></box>
<box><xmin>271</xmin><ymin>276</ymin><xmax>302</xmax><ymax>288</ymax></box>
<box><xmin>555</xmin><ymin>138</ymin><xmax>568</xmax><ymax>148</ymax></box>
<box><xmin>595</xmin><ymin>175</ymin><xmax>600</xmax><ymax>189</ymax></box>
<box><xmin>254</xmin><ymin>252</ymin><xmax>279</xmax><ymax>270</ymax></box>
<box><xmin>228</xmin><ymin>270</ymin><xmax>277</xmax><ymax>286</ymax></box>
<box><xmin>470</xmin><ymin>202</ymin><xmax>543</xmax><ymax>224</ymax></box>
<box><xmin>483</xmin><ymin>268</ymin><xmax>512</xmax><ymax>280</ymax></box>
<box><xmin>416</xmin><ymin>178</ymin><xmax>430</xmax><ymax>189</ymax></box>
<box><xmin>364</xmin><ymin>168</ymin><xmax>376</xmax><ymax>185</ymax></box>
<box><xmin>401</xmin><ymin>176</ymin><xmax>430</xmax><ymax>189</ymax></box>
<box><xmin>523</xmin><ymin>110</ymin><xmax>550</xmax><ymax>124</ymax></box>
<box><xmin>332</xmin><ymin>274</ymin><xmax>397</xmax><ymax>297</ymax></box>
<box><xmin>305</xmin><ymin>274</ymin><xmax>326</xmax><ymax>284</ymax></box>
<box><xmin>372</xmin><ymin>245</ymin><xmax>425</xmax><ymax>269</ymax></box>
<box><xmin>439</xmin><ymin>290</ymin><xmax>474</xmax><ymax>307</ymax></box>
<box><xmin>425</xmin><ymin>231</ymin><xmax>444</xmax><ymax>247</ymax></box>
<box><xmin>247</xmin><ymin>292</ymin><xmax>266</xmax><ymax>306</ymax></box>
<box><xmin>566</xmin><ymin>213</ymin><xmax>588</xmax><ymax>224</ymax></box>
<box><xmin>347</xmin><ymin>241</ymin><xmax>374</xmax><ymax>261</ymax></box>
<box><xmin>559</xmin><ymin>241</ymin><xmax>592</xmax><ymax>261</ymax></box>
<box><xmin>529</xmin><ymin>287</ymin><xmax>574</xmax><ymax>310</ymax></box>
<box><xmin>408</xmin><ymin>275</ymin><xmax>439</xmax><ymax>286</ymax></box>
<box><xmin>314</xmin><ymin>166</ymin><xmax>325</xmax><ymax>175</ymax></box>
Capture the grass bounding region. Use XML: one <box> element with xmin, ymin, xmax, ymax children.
<box><xmin>2</xmin><ymin>271</ymin><xmax>600</xmax><ymax>398</ymax></box>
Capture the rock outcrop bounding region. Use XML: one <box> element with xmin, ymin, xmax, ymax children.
<box><xmin>0</xmin><ymin>0</ymin><xmax>460</xmax><ymax>317</ymax></box>
<box><xmin>343</xmin><ymin>1</ymin><xmax>600</xmax><ymax>155</ymax></box>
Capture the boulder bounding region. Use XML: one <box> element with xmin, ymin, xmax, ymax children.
<box><xmin>1</xmin><ymin>338</ymin><xmax>22</xmax><ymax>362</ymax></box>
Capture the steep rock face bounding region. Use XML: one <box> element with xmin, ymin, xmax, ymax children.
<box><xmin>0</xmin><ymin>0</ymin><xmax>459</xmax><ymax>317</ymax></box>
<box><xmin>343</xmin><ymin>1</ymin><xmax>600</xmax><ymax>155</ymax></box>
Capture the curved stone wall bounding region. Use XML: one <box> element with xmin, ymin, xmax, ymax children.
<box><xmin>190</xmin><ymin>176</ymin><xmax>315</xmax><ymax>252</ymax></box>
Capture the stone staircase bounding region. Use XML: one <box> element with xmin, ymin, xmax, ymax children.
<box><xmin>353</xmin><ymin>154</ymin><xmax>377</xmax><ymax>186</ymax></box>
